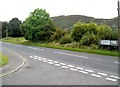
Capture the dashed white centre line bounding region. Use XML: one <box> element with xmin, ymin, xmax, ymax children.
<box><xmin>61</xmin><ymin>66</ymin><xmax>69</xmax><ymax>69</ymax></box>
<box><xmin>91</xmin><ymin>74</ymin><xmax>101</xmax><ymax>78</ymax></box>
<box><xmin>67</xmin><ymin>65</ymin><xmax>75</xmax><ymax>68</ymax></box>
<box><xmin>34</xmin><ymin>56</ymin><xmax>38</xmax><ymax>57</ymax></box>
<box><xmin>59</xmin><ymin>63</ymin><xmax>66</xmax><ymax>65</ymax></box>
<box><xmin>47</xmin><ymin>59</ymin><xmax>52</xmax><ymax>62</ymax></box>
<box><xmin>76</xmin><ymin>67</ymin><xmax>84</xmax><ymax>70</ymax></box>
<box><xmin>70</xmin><ymin>68</ymin><xmax>78</xmax><ymax>71</ymax></box>
<box><xmin>74</xmin><ymin>55</ymin><xmax>88</xmax><ymax>59</ymax></box>
<box><xmin>29</xmin><ymin>56</ymin><xmax>33</xmax><ymax>58</ymax></box>
<box><xmin>53</xmin><ymin>61</ymin><xmax>59</xmax><ymax>63</ymax></box>
<box><xmin>54</xmin><ymin>64</ymin><xmax>61</xmax><ymax>66</ymax></box>
<box><xmin>79</xmin><ymin>70</ymin><xmax>88</xmax><ymax>74</ymax></box>
<box><xmin>48</xmin><ymin>62</ymin><xmax>54</xmax><ymax>64</ymax></box>
<box><xmin>14</xmin><ymin>45</ymin><xmax>22</xmax><ymax>47</ymax></box>
<box><xmin>85</xmin><ymin>69</ymin><xmax>94</xmax><ymax>73</ymax></box>
<box><xmin>97</xmin><ymin>72</ymin><xmax>107</xmax><ymax>76</ymax></box>
<box><xmin>38</xmin><ymin>59</ymin><xmax>42</xmax><ymax>61</ymax></box>
<box><xmin>106</xmin><ymin>78</ymin><xmax>117</xmax><ymax>81</ymax></box>
<box><xmin>110</xmin><ymin>75</ymin><xmax>120</xmax><ymax>79</ymax></box>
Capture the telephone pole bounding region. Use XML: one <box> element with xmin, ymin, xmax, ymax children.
<box><xmin>118</xmin><ymin>0</ymin><xmax>120</xmax><ymax>53</ymax></box>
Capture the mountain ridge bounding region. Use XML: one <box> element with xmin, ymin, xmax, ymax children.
<box><xmin>51</xmin><ymin>15</ymin><xmax>117</xmax><ymax>29</ymax></box>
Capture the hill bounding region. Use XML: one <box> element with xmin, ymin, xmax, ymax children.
<box><xmin>51</xmin><ymin>15</ymin><xmax>118</xmax><ymax>29</ymax></box>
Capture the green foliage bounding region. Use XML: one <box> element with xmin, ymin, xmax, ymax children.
<box><xmin>51</xmin><ymin>28</ymin><xmax>67</xmax><ymax>41</ymax></box>
<box><xmin>2</xmin><ymin>21</ymin><xmax>9</xmax><ymax>38</ymax></box>
<box><xmin>80</xmin><ymin>32</ymin><xmax>99</xmax><ymax>46</ymax></box>
<box><xmin>9</xmin><ymin>18</ymin><xmax>22</xmax><ymax>37</ymax></box>
<box><xmin>20</xmin><ymin>8</ymin><xmax>55</xmax><ymax>41</ymax></box>
<box><xmin>71</xmin><ymin>22</ymin><xmax>87</xmax><ymax>41</ymax></box>
<box><xmin>59</xmin><ymin>35</ymin><xmax>73</xmax><ymax>44</ymax></box>
<box><xmin>0</xmin><ymin>52</ymin><xmax>8</xmax><ymax>67</ymax></box>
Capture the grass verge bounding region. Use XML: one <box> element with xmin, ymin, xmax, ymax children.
<box><xmin>1</xmin><ymin>37</ymin><xmax>119</xmax><ymax>57</ymax></box>
<box><xmin>0</xmin><ymin>52</ymin><xmax>8</xmax><ymax>67</ymax></box>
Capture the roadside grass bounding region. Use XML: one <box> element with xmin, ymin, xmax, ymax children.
<box><xmin>0</xmin><ymin>52</ymin><xmax>8</xmax><ymax>67</ymax></box>
<box><xmin>1</xmin><ymin>37</ymin><xmax>118</xmax><ymax>57</ymax></box>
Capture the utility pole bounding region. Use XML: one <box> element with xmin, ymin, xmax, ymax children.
<box><xmin>118</xmin><ymin>0</ymin><xmax>120</xmax><ymax>53</ymax></box>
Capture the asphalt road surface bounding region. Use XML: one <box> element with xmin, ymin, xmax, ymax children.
<box><xmin>1</xmin><ymin>42</ymin><xmax>119</xmax><ymax>85</ymax></box>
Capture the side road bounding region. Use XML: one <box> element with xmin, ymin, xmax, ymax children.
<box><xmin>0</xmin><ymin>48</ymin><xmax>26</xmax><ymax>77</ymax></box>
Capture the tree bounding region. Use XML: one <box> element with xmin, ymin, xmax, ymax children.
<box><xmin>96</xmin><ymin>24</ymin><xmax>114</xmax><ymax>40</ymax></box>
<box><xmin>71</xmin><ymin>22</ymin><xmax>87</xmax><ymax>41</ymax></box>
<box><xmin>2</xmin><ymin>21</ymin><xmax>9</xmax><ymax>38</ymax></box>
<box><xmin>20</xmin><ymin>8</ymin><xmax>55</xmax><ymax>41</ymax></box>
<box><xmin>9</xmin><ymin>18</ymin><xmax>22</xmax><ymax>37</ymax></box>
<box><xmin>51</xmin><ymin>28</ymin><xmax>67</xmax><ymax>41</ymax></box>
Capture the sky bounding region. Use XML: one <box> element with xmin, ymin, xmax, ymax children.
<box><xmin>0</xmin><ymin>0</ymin><xmax>118</xmax><ymax>22</ymax></box>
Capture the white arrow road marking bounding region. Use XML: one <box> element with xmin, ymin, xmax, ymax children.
<box><xmin>106</xmin><ymin>78</ymin><xmax>117</xmax><ymax>81</ymax></box>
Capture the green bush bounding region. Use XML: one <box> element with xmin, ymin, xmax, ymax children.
<box><xmin>80</xmin><ymin>32</ymin><xmax>99</xmax><ymax>46</ymax></box>
<box><xmin>59</xmin><ymin>35</ymin><xmax>73</xmax><ymax>44</ymax></box>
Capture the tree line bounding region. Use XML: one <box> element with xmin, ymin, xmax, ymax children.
<box><xmin>2</xmin><ymin>8</ymin><xmax>118</xmax><ymax>50</ymax></box>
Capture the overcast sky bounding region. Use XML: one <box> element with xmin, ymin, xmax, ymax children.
<box><xmin>0</xmin><ymin>0</ymin><xmax>118</xmax><ymax>22</ymax></box>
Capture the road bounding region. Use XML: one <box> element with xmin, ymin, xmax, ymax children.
<box><xmin>1</xmin><ymin>42</ymin><xmax>119</xmax><ymax>85</ymax></box>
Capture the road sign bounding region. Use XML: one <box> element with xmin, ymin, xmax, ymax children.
<box><xmin>100</xmin><ymin>40</ymin><xmax>118</xmax><ymax>46</ymax></box>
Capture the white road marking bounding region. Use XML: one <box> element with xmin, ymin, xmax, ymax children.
<box><xmin>85</xmin><ymin>69</ymin><xmax>94</xmax><ymax>73</ymax></box>
<box><xmin>74</xmin><ymin>55</ymin><xmax>88</xmax><ymax>59</ymax></box>
<box><xmin>28</xmin><ymin>47</ymin><xmax>32</xmax><ymax>49</ymax></box>
<box><xmin>114</xmin><ymin>62</ymin><xmax>120</xmax><ymax>64</ymax></box>
<box><xmin>106</xmin><ymin>78</ymin><xmax>117</xmax><ymax>81</ymax></box>
<box><xmin>54</xmin><ymin>64</ymin><xmax>61</xmax><ymax>66</ymax></box>
<box><xmin>42</xmin><ymin>58</ymin><xmax>47</xmax><ymax>60</ymax></box>
<box><xmin>97</xmin><ymin>72</ymin><xmax>107</xmax><ymax>76</ymax></box>
<box><xmin>53</xmin><ymin>61</ymin><xmax>59</xmax><ymax>63</ymax></box>
<box><xmin>33</xmin><ymin>57</ymin><xmax>38</xmax><ymax>59</ymax></box>
<box><xmin>79</xmin><ymin>70</ymin><xmax>88</xmax><ymax>74</ymax></box>
<box><xmin>59</xmin><ymin>63</ymin><xmax>66</xmax><ymax>65</ymax></box>
<box><xmin>38</xmin><ymin>57</ymin><xmax>42</xmax><ymax>59</ymax></box>
<box><xmin>70</xmin><ymin>68</ymin><xmax>78</xmax><ymax>71</ymax></box>
<box><xmin>76</xmin><ymin>67</ymin><xmax>84</xmax><ymax>70</ymax></box>
<box><xmin>48</xmin><ymin>62</ymin><xmax>54</xmax><ymax>64</ymax></box>
<box><xmin>42</xmin><ymin>60</ymin><xmax>48</xmax><ymax>63</ymax></box>
<box><xmin>14</xmin><ymin>45</ymin><xmax>22</xmax><ymax>47</ymax></box>
<box><xmin>55</xmin><ymin>52</ymin><xmax>88</xmax><ymax>59</ymax></box>
<box><xmin>47</xmin><ymin>59</ymin><xmax>52</xmax><ymax>62</ymax></box>
<box><xmin>67</xmin><ymin>65</ymin><xmax>75</xmax><ymax>68</ymax></box>
<box><xmin>29</xmin><ymin>56</ymin><xmax>33</xmax><ymax>58</ymax></box>
<box><xmin>5</xmin><ymin>43</ymin><xmax>11</xmax><ymax>45</ymax></box>
<box><xmin>61</xmin><ymin>66</ymin><xmax>69</xmax><ymax>69</ymax></box>
<box><xmin>34</xmin><ymin>56</ymin><xmax>38</xmax><ymax>57</ymax></box>
<box><xmin>91</xmin><ymin>74</ymin><xmax>101</xmax><ymax>78</ymax></box>
<box><xmin>38</xmin><ymin>59</ymin><xmax>42</xmax><ymax>61</ymax></box>
<box><xmin>110</xmin><ymin>75</ymin><xmax>120</xmax><ymax>79</ymax></box>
